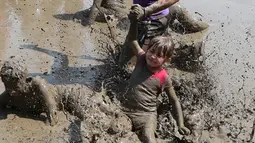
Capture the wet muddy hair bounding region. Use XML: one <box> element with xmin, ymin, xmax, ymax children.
<box><xmin>0</xmin><ymin>60</ymin><xmax>28</xmax><ymax>83</ymax></box>
<box><xmin>147</xmin><ymin>36</ymin><xmax>175</xmax><ymax>58</ymax></box>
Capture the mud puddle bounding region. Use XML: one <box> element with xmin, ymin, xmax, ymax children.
<box><xmin>0</xmin><ymin>111</ymin><xmax>73</xmax><ymax>143</ymax></box>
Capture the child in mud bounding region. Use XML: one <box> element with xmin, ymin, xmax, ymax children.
<box><xmin>0</xmin><ymin>60</ymin><xmax>58</xmax><ymax>125</ymax></box>
<box><xmin>121</xmin><ymin>10</ymin><xmax>190</xmax><ymax>143</ymax></box>
<box><xmin>0</xmin><ymin>60</ymin><xmax>96</xmax><ymax>126</ymax></box>
<box><xmin>0</xmin><ymin>59</ymin><xmax>109</xmax><ymax>125</ymax></box>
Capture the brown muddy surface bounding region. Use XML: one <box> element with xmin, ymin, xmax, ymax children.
<box><xmin>181</xmin><ymin>0</ymin><xmax>255</xmax><ymax>142</ymax></box>
<box><xmin>0</xmin><ymin>0</ymin><xmax>255</xmax><ymax>142</ymax></box>
<box><xmin>0</xmin><ymin>112</ymin><xmax>71</xmax><ymax>142</ymax></box>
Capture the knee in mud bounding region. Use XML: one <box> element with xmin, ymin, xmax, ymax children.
<box><xmin>140</xmin><ymin>127</ymin><xmax>156</xmax><ymax>143</ymax></box>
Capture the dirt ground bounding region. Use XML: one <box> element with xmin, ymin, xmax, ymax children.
<box><xmin>0</xmin><ymin>0</ymin><xmax>255</xmax><ymax>143</ymax></box>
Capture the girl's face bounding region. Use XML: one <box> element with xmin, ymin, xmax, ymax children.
<box><xmin>145</xmin><ymin>47</ymin><xmax>167</xmax><ymax>68</ymax></box>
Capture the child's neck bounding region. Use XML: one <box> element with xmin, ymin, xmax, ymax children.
<box><xmin>146</xmin><ymin>64</ymin><xmax>163</xmax><ymax>73</ymax></box>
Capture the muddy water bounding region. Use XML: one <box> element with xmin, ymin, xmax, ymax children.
<box><xmin>181</xmin><ymin>1</ymin><xmax>255</xmax><ymax>107</ymax></box>
<box><xmin>181</xmin><ymin>0</ymin><xmax>255</xmax><ymax>141</ymax></box>
<box><xmin>181</xmin><ymin>0</ymin><xmax>255</xmax><ymax>106</ymax></box>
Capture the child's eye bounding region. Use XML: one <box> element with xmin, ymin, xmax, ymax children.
<box><xmin>156</xmin><ymin>53</ymin><xmax>163</xmax><ymax>57</ymax></box>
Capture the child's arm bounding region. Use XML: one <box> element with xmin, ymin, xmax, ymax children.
<box><xmin>127</xmin><ymin>14</ymin><xmax>144</xmax><ymax>57</ymax></box>
<box><xmin>145</xmin><ymin>0</ymin><xmax>180</xmax><ymax>16</ymax></box>
<box><xmin>32</xmin><ymin>76</ymin><xmax>58</xmax><ymax>126</ymax></box>
<box><xmin>165</xmin><ymin>86</ymin><xmax>190</xmax><ymax>135</ymax></box>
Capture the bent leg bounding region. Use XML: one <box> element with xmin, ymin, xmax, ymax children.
<box><xmin>75</xmin><ymin>0</ymin><xmax>114</xmax><ymax>25</ymax></box>
<box><xmin>140</xmin><ymin>115</ymin><xmax>157</xmax><ymax>143</ymax></box>
<box><xmin>169</xmin><ymin>4</ymin><xmax>209</xmax><ymax>33</ymax></box>
<box><xmin>126</xmin><ymin>112</ymin><xmax>158</xmax><ymax>143</ymax></box>
<box><xmin>87</xmin><ymin>0</ymin><xmax>117</xmax><ymax>24</ymax></box>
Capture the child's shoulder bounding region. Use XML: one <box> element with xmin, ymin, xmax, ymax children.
<box><xmin>158</xmin><ymin>68</ymin><xmax>173</xmax><ymax>88</ymax></box>
<box><xmin>153</xmin><ymin>68</ymin><xmax>171</xmax><ymax>85</ymax></box>
<box><xmin>156</xmin><ymin>68</ymin><xmax>170</xmax><ymax>77</ymax></box>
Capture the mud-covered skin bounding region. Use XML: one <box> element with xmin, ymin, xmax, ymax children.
<box><xmin>73</xmin><ymin>0</ymin><xmax>128</xmax><ymax>25</ymax></box>
<box><xmin>0</xmin><ymin>77</ymin><xmax>58</xmax><ymax>125</ymax></box>
<box><xmin>0</xmin><ymin>61</ymin><xmax>58</xmax><ymax>126</ymax></box>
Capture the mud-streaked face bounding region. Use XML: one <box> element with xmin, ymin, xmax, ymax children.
<box><xmin>145</xmin><ymin>47</ymin><xmax>167</xmax><ymax>68</ymax></box>
<box><xmin>1</xmin><ymin>75</ymin><xmax>24</xmax><ymax>96</ymax></box>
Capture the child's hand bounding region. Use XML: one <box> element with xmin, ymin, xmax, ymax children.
<box><xmin>178</xmin><ymin>125</ymin><xmax>191</xmax><ymax>135</ymax></box>
<box><xmin>128</xmin><ymin>12</ymin><xmax>138</xmax><ymax>23</ymax></box>
<box><xmin>128</xmin><ymin>12</ymin><xmax>137</xmax><ymax>21</ymax></box>
<box><xmin>47</xmin><ymin>108</ymin><xmax>58</xmax><ymax>126</ymax></box>
<box><xmin>129</xmin><ymin>4</ymin><xmax>145</xmax><ymax>20</ymax></box>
